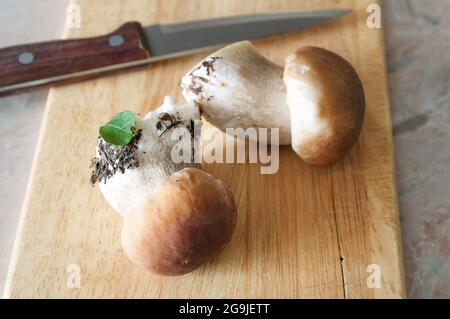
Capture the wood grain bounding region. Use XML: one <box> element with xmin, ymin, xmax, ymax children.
<box><xmin>4</xmin><ymin>0</ymin><xmax>405</xmax><ymax>298</ymax></box>
<box><xmin>0</xmin><ymin>22</ymin><xmax>149</xmax><ymax>96</ymax></box>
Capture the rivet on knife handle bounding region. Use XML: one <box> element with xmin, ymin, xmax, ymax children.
<box><xmin>0</xmin><ymin>22</ymin><xmax>151</xmax><ymax>96</ymax></box>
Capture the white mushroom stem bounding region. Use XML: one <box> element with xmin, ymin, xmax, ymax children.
<box><xmin>97</xmin><ymin>96</ymin><xmax>201</xmax><ymax>217</ymax></box>
<box><xmin>181</xmin><ymin>41</ymin><xmax>291</xmax><ymax>145</ymax></box>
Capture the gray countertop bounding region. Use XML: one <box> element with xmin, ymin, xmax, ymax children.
<box><xmin>0</xmin><ymin>0</ymin><xmax>449</xmax><ymax>298</ymax></box>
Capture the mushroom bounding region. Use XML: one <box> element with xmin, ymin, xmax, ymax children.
<box><xmin>91</xmin><ymin>97</ymin><xmax>237</xmax><ymax>275</ymax></box>
<box><xmin>181</xmin><ymin>41</ymin><xmax>365</xmax><ymax>165</ymax></box>
<box><xmin>181</xmin><ymin>42</ymin><xmax>291</xmax><ymax>145</ymax></box>
<box><xmin>121</xmin><ymin>167</ymin><xmax>236</xmax><ymax>275</ymax></box>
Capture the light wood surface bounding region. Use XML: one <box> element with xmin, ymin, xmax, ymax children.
<box><xmin>4</xmin><ymin>0</ymin><xmax>405</xmax><ymax>298</ymax></box>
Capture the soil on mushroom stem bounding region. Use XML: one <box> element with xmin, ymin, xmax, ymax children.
<box><xmin>90</xmin><ymin>129</ymin><xmax>142</xmax><ymax>185</ymax></box>
<box><xmin>185</xmin><ymin>56</ymin><xmax>222</xmax><ymax>101</ymax></box>
<box><xmin>156</xmin><ymin>112</ymin><xmax>184</xmax><ymax>137</ymax></box>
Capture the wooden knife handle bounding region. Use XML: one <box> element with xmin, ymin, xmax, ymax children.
<box><xmin>0</xmin><ymin>22</ymin><xmax>150</xmax><ymax>96</ymax></box>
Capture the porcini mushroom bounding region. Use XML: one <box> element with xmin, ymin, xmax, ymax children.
<box><xmin>91</xmin><ymin>97</ymin><xmax>237</xmax><ymax>275</ymax></box>
<box><xmin>284</xmin><ymin>47</ymin><xmax>365</xmax><ymax>165</ymax></box>
<box><xmin>181</xmin><ymin>41</ymin><xmax>291</xmax><ymax>145</ymax></box>
<box><xmin>181</xmin><ymin>41</ymin><xmax>365</xmax><ymax>165</ymax></box>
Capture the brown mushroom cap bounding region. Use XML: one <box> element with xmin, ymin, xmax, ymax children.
<box><xmin>284</xmin><ymin>46</ymin><xmax>365</xmax><ymax>165</ymax></box>
<box><xmin>121</xmin><ymin>167</ymin><xmax>237</xmax><ymax>276</ymax></box>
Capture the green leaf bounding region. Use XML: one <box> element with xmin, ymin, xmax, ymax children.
<box><xmin>99</xmin><ymin>111</ymin><xmax>136</xmax><ymax>146</ymax></box>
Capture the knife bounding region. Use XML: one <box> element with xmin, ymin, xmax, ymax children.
<box><xmin>0</xmin><ymin>9</ymin><xmax>350</xmax><ymax>96</ymax></box>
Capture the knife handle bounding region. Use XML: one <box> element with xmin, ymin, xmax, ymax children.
<box><xmin>0</xmin><ymin>22</ymin><xmax>150</xmax><ymax>96</ymax></box>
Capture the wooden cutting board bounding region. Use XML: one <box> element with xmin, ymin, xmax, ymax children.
<box><xmin>4</xmin><ymin>0</ymin><xmax>405</xmax><ymax>298</ymax></box>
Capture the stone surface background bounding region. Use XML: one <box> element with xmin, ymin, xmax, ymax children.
<box><xmin>385</xmin><ymin>0</ymin><xmax>450</xmax><ymax>298</ymax></box>
<box><xmin>0</xmin><ymin>0</ymin><xmax>449</xmax><ymax>298</ymax></box>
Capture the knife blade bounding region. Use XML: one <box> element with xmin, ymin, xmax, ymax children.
<box><xmin>0</xmin><ymin>9</ymin><xmax>350</xmax><ymax>96</ymax></box>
